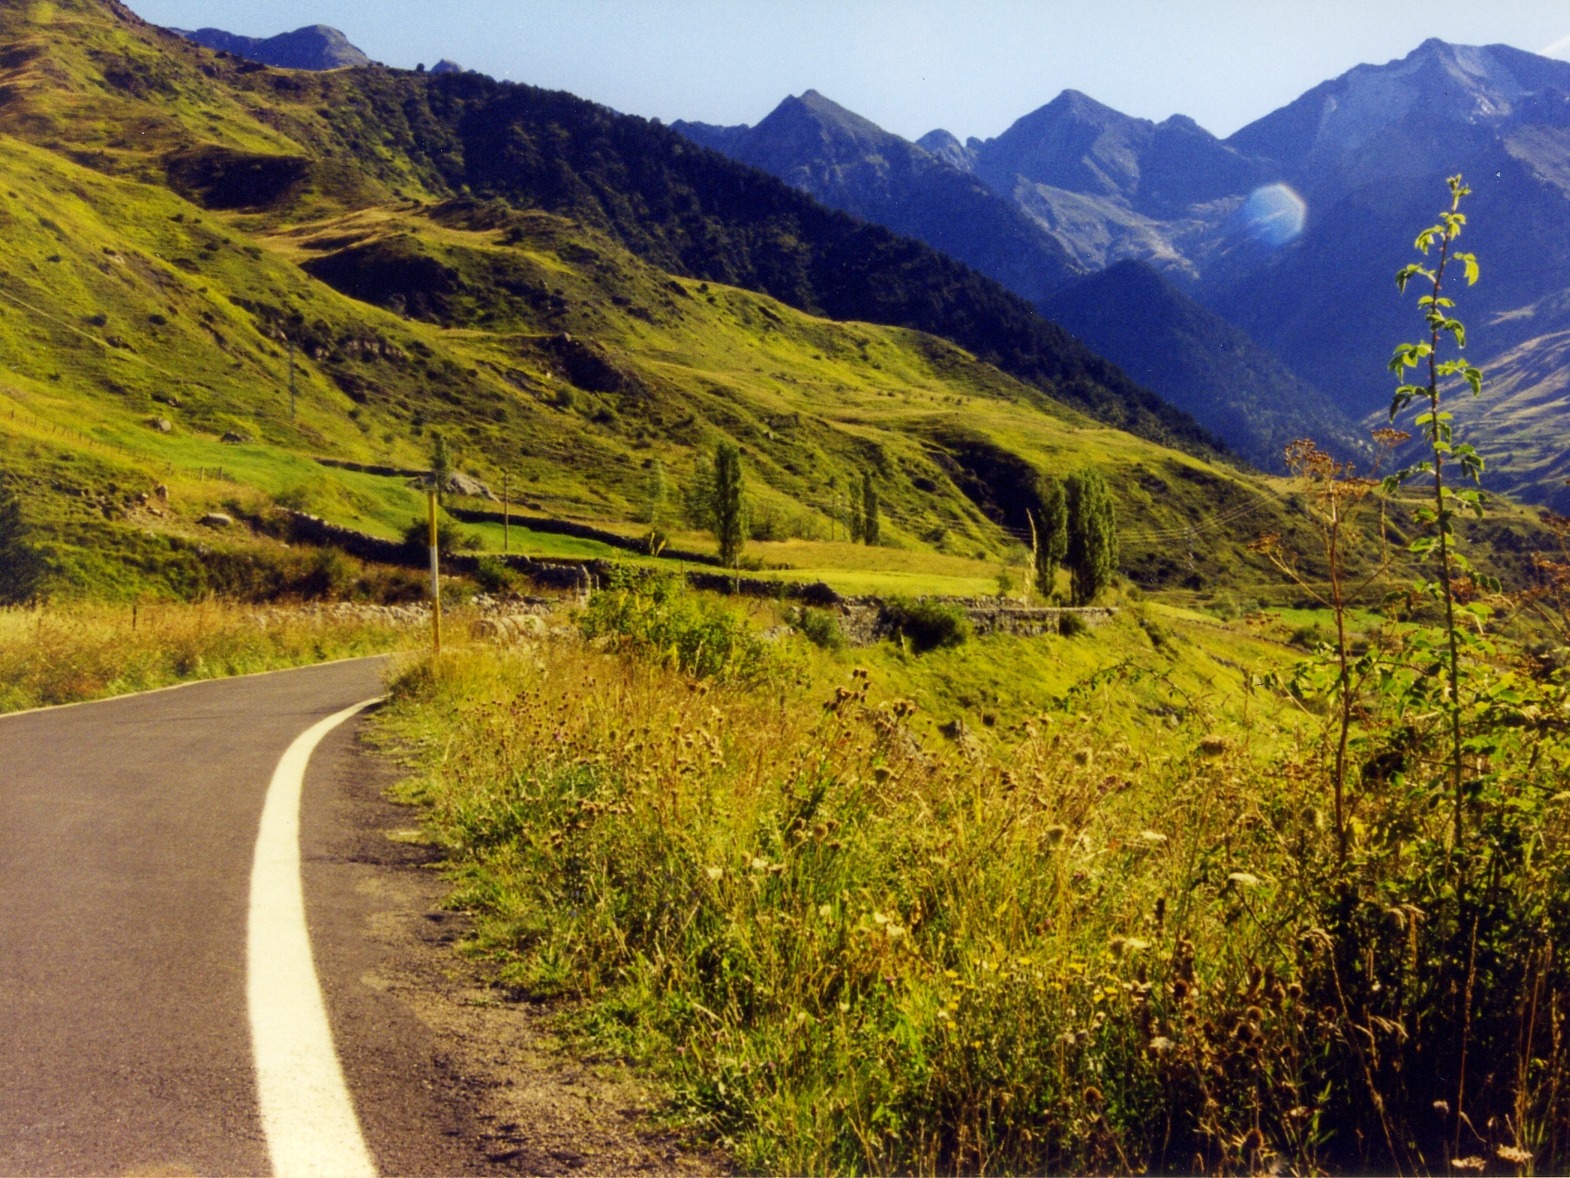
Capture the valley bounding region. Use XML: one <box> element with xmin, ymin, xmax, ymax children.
<box><xmin>4</xmin><ymin>3</ymin><xmax>1570</xmax><ymax>1175</ymax></box>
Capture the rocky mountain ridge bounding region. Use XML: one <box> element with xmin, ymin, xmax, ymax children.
<box><xmin>675</xmin><ymin>38</ymin><xmax>1570</xmax><ymax>495</ymax></box>
<box><xmin>174</xmin><ymin>23</ymin><xmax>372</xmax><ymax>70</ymax></box>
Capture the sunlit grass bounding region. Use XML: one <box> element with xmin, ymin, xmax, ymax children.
<box><xmin>0</xmin><ymin>600</ymin><xmax>420</xmax><ymax>712</ymax></box>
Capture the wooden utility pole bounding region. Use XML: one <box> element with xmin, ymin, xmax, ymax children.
<box><xmin>427</xmin><ymin>486</ymin><xmax>442</xmax><ymax>656</ymax></box>
<box><xmin>502</xmin><ymin>471</ymin><xmax>510</xmax><ymax>554</ymax></box>
<box><xmin>287</xmin><ymin>338</ymin><xmax>297</xmax><ymax>422</ymax></box>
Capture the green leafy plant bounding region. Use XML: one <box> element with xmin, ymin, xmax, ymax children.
<box><xmin>579</xmin><ymin>565</ymin><xmax>778</xmax><ymax>682</ymax></box>
<box><xmin>859</xmin><ymin>469</ymin><xmax>881</xmax><ymax>546</ymax></box>
<box><xmin>711</xmin><ymin>441</ymin><xmax>747</xmax><ymax>569</ymax></box>
<box><xmin>882</xmin><ymin>597</ymin><xmax>971</xmax><ymax>653</ymax></box>
<box><xmin>401</xmin><ymin>511</ymin><xmax>477</xmax><ymax>559</ymax></box>
<box><xmin>1031</xmin><ymin>475</ymin><xmax>1068</xmax><ymax>601</ymax></box>
<box><xmin>1384</xmin><ymin>173</ymin><xmax>1492</xmax><ymax>852</ymax></box>
<box><xmin>788</xmin><ymin>604</ymin><xmax>846</xmax><ymax>651</ymax></box>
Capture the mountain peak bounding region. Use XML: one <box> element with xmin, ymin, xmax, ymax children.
<box><xmin>1229</xmin><ymin>36</ymin><xmax>1570</xmax><ymax>178</ymax></box>
<box><xmin>175</xmin><ymin>24</ymin><xmax>372</xmax><ymax>71</ymax></box>
<box><xmin>757</xmin><ymin>89</ymin><xmax>896</xmax><ymax>149</ymax></box>
<box><xmin>916</xmin><ymin>128</ymin><xmax>976</xmax><ymax>172</ymax></box>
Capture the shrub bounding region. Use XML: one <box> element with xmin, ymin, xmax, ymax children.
<box><xmin>473</xmin><ymin>555</ymin><xmax>521</xmax><ymax>596</ymax></box>
<box><xmin>401</xmin><ymin>511</ymin><xmax>477</xmax><ymax>559</ymax></box>
<box><xmin>0</xmin><ymin>477</ymin><xmax>45</xmax><ymax>603</ymax></box>
<box><xmin>883</xmin><ymin>597</ymin><xmax>971</xmax><ymax>653</ymax></box>
<box><xmin>579</xmin><ymin>565</ymin><xmax>779</xmax><ymax>683</ymax></box>
<box><xmin>297</xmin><ymin>547</ymin><xmax>355</xmax><ymax>600</ymax></box>
<box><xmin>789</xmin><ymin>605</ymin><xmax>845</xmax><ymax>650</ymax></box>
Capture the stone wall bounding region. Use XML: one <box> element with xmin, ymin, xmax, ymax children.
<box><xmin>274</xmin><ymin>510</ymin><xmax>1116</xmax><ymax>642</ymax></box>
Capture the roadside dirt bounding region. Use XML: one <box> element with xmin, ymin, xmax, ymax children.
<box><xmin>320</xmin><ymin>725</ymin><xmax>729</xmax><ymax>1176</ymax></box>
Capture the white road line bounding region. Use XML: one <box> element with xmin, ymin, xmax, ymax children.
<box><xmin>248</xmin><ymin>698</ymin><xmax>381</xmax><ymax>1178</ymax></box>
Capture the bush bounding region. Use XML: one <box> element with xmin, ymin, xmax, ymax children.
<box><xmin>883</xmin><ymin>597</ymin><xmax>971</xmax><ymax>653</ymax></box>
<box><xmin>402</xmin><ymin>511</ymin><xmax>477</xmax><ymax>559</ymax></box>
<box><xmin>790</xmin><ymin>605</ymin><xmax>845</xmax><ymax>650</ymax></box>
<box><xmin>579</xmin><ymin>565</ymin><xmax>780</xmax><ymax>683</ymax></box>
<box><xmin>0</xmin><ymin>477</ymin><xmax>45</xmax><ymax>603</ymax></box>
<box><xmin>1058</xmin><ymin>611</ymin><xmax>1087</xmax><ymax>638</ymax></box>
<box><xmin>1287</xmin><ymin>622</ymin><xmax>1327</xmax><ymax>649</ymax></box>
<box><xmin>473</xmin><ymin>555</ymin><xmax>521</xmax><ymax>596</ymax></box>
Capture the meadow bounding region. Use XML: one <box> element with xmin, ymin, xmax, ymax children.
<box><xmin>378</xmin><ymin>553</ymin><xmax>1570</xmax><ymax>1175</ymax></box>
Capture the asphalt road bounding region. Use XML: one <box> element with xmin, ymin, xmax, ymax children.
<box><xmin>0</xmin><ymin>656</ymin><xmax>482</xmax><ymax>1176</ymax></box>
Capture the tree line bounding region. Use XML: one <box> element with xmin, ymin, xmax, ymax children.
<box><xmin>671</xmin><ymin>441</ymin><xmax>1117</xmax><ymax>606</ymax></box>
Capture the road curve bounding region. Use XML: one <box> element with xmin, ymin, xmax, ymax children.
<box><xmin>0</xmin><ymin>656</ymin><xmax>456</xmax><ymax>1176</ymax></box>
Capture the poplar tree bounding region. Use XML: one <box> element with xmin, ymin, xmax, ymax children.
<box><xmin>860</xmin><ymin>470</ymin><xmax>880</xmax><ymax>546</ymax></box>
<box><xmin>1034</xmin><ymin>475</ymin><xmax>1068</xmax><ymax>599</ymax></box>
<box><xmin>711</xmin><ymin>441</ymin><xmax>746</xmax><ymax>568</ymax></box>
<box><xmin>430</xmin><ymin>432</ymin><xmax>452</xmax><ymax>500</ymax></box>
<box><xmin>643</xmin><ymin>459</ymin><xmax>668</xmax><ymax>526</ymax></box>
<box><xmin>1065</xmin><ymin>468</ymin><xmax>1117</xmax><ymax>605</ymax></box>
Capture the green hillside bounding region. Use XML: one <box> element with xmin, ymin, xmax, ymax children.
<box><xmin>0</xmin><ymin>0</ymin><xmax>1323</xmax><ymax>603</ymax></box>
<box><xmin>5</xmin><ymin>0</ymin><xmax>1541</xmax><ymax>609</ymax></box>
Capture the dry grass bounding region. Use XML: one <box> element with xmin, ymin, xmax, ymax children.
<box><xmin>382</xmin><ymin>629</ymin><xmax>1330</xmax><ymax>1173</ymax></box>
<box><xmin>0</xmin><ymin>600</ymin><xmax>419</xmax><ymax>712</ymax></box>
<box><xmin>382</xmin><ymin>575</ymin><xmax>1570</xmax><ymax>1175</ymax></box>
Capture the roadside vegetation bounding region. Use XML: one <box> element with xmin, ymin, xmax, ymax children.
<box><xmin>0</xmin><ymin>599</ymin><xmax>418</xmax><ymax>713</ymax></box>
<box><xmin>379</xmin><ymin>180</ymin><xmax>1570</xmax><ymax>1174</ymax></box>
<box><xmin>5</xmin><ymin>13</ymin><xmax>1567</xmax><ymax>1167</ymax></box>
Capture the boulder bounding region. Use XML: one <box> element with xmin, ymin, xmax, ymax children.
<box><xmin>445</xmin><ymin>470</ymin><xmax>495</xmax><ymax>500</ymax></box>
<box><xmin>198</xmin><ymin>512</ymin><xmax>234</xmax><ymax>529</ymax></box>
<box><xmin>146</xmin><ymin>416</ymin><xmax>173</xmax><ymax>433</ymax></box>
<box><xmin>220</xmin><ymin>430</ymin><xmax>249</xmax><ymax>444</ymax></box>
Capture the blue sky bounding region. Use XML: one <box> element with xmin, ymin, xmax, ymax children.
<box><xmin>122</xmin><ymin>1</ymin><xmax>1570</xmax><ymax>142</ymax></box>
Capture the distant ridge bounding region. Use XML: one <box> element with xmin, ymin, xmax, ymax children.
<box><xmin>174</xmin><ymin>24</ymin><xmax>372</xmax><ymax>71</ymax></box>
<box><xmin>674</xmin><ymin>90</ymin><xmax>1082</xmax><ymax>304</ymax></box>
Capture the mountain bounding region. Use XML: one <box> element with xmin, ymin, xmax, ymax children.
<box><xmin>684</xmin><ymin>40</ymin><xmax>1570</xmax><ymax>501</ymax></box>
<box><xmin>1042</xmin><ymin>262</ymin><xmax>1366</xmax><ymax>469</ymax></box>
<box><xmin>174</xmin><ymin>24</ymin><xmax>372</xmax><ymax>70</ymax></box>
<box><xmin>0</xmin><ymin>0</ymin><xmax>1297</xmax><ymax>602</ymax></box>
<box><xmin>674</xmin><ymin>91</ymin><xmax>1083</xmax><ymax>303</ymax></box>
<box><xmin>970</xmin><ymin>90</ymin><xmax>1271</xmax><ymax>217</ymax></box>
<box><xmin>1212</xmin><ymin>39</ymin><xmax>1570</xmax><ymax>418</ymax></box>
<box><xmin>675</xmin><ymin>91</ymin><xmax>1345</xmax><ymax>471</ymax></box>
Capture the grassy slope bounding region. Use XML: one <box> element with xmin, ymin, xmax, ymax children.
<box><xmin>0</xmin><ymin>0</ymin><xmax>1542</xmax><ymax>608</ymax></box>
<box><xmin>0</xmin><ymin>1</ymin><xmax>1327</xmax><ymax>604</ymax></box>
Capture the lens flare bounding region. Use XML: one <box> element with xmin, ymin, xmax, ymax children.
<box><xmin>1241</xmin><ymin>183</ymin><xmax>1306</xmax><ymax>246</ymax></box>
